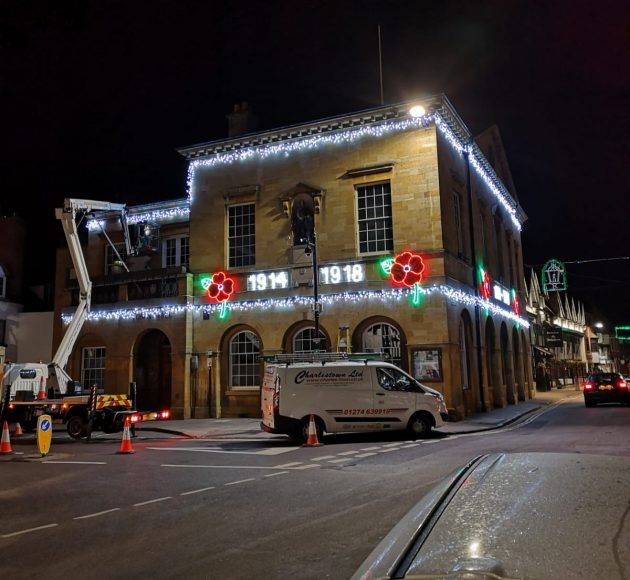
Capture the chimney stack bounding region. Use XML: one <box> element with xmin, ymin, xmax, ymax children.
<box><xmin>226</xmin><ymin>102</ymin><xmax>258</xmax><ymax>137</ymax></box>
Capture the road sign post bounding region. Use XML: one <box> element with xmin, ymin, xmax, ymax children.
<box><xmin>37</xmin><ymin>414</ymin><xmax>52</xmax><ymax>457</ymax></box>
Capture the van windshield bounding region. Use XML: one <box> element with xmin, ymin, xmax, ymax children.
<box><xmin>376</xmin><ymin>367</ymin><xmax>421</xmax><ymax>392</ymax></box>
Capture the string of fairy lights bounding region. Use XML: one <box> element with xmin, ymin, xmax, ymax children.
<box><xmin>62</xmin><ymin>284</ymin><xmax>529</xmax><ymax>328</ymax></box>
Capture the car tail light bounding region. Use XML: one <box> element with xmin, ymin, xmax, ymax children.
<box><xmin>8</xmin><ymin>403</ymin><xmax>14</xmax><ymax>410</ymax></box>
<box><xmin>129</xmin><ymin>413</ymin><xmax>141</xmax><ymax>423</ymax></box>
<box><xmin>159</xmin><ymin>410</ymin><xmax>170</xmax><ymax>420</ymax></box>
<box><xmin>583</xmin><ymin>382</ymin><xmax>593</xmax><ymax>390</ymax></box>
<box><xmin>616</xmin><ymin>380</ymin><xmax>627</xmax><ymax>389</ymax></box>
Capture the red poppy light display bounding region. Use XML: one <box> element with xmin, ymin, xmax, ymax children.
<box><xmin>512</xmin><ymin>293</ymin><xmax>520</xmax><ymax>317</ymax></box>
<box><xmin>206</xmin><ymin>271</ymin><xmax>235</xmax><ymax>303</ymax></box>
<box><xmin>480</xmin><ymin>269</ymin><xmax>491</xmax><ymax>300</ymax></box>
<box><xmin>390</xmin><ymin>251</ymin><xmax>425</xmax><ymax>288</ymax></box>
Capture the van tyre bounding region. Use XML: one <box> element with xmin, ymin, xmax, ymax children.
<box><xmin>66</xmin><ymin>415</ymin><xmax>87</xmax><ymax>439</ymax></box>
<box><xmin>298</xmin><ymin>417</ymin><xmax>323</xmax><ymax>443</ymax></box>
<box><xmin>407</xmin><ymin>413</ymin><xmax>432</xmax><ymax>439</ymax></box>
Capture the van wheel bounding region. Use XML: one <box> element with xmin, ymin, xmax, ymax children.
<box><xmin>298</xmin><ymin>417</ymin><xmax>324</xmax><ymax>443</ymax></box>
<box><xmin>66</xmin><ymin>415</ymin><xmax>87</xmax><ymax>439</ymax></box>
<box><xmin>407</xmin><ymin>413</ymin><xmax>432</xmax><ymax>439</ymax></box>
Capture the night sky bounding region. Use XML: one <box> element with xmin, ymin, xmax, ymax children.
<box><xmin>2</xmin><ymin>0</ymin><xmax>629</xmax><ymax>323</ymax></box>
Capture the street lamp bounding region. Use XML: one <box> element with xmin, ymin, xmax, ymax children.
<box><xmin>595</xmin><ymin>322</ymin><xmax>604</xmax><ymax>329</ymax></box>
<box><xmin>302</xmin><ymin>233</ymin><xmax>322</xmax><ymax>351</ymax></box>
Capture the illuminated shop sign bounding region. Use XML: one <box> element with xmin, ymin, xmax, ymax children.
<box><xmin>247</xmin><ymin>271</ymin><xmax>290</xmax><ymax>291</ymax></box>
<box><xmin>319</xmin><ymin>263</ymin><xmax>365</xmax><ymax>285</ymax></box>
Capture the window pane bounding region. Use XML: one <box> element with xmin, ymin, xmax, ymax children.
<box><xmin>228</xmin><ymin>205</ymin><xmax>256</xmax><ymax>267</ymax></box>
<box><xmin>229</xmin><ymin>331</ymin><xmax>260</xmax><ymax>389</ymax></box>
<box><xmin>81</xmin><ymin>346</ymin><xmax>106</xmax><ymax>389</ymax></box>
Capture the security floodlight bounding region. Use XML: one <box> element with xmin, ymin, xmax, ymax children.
<box><xmin>409</xmin><ymin>105</ymin><xmax>426</xmax><ymax>118</ymax></box>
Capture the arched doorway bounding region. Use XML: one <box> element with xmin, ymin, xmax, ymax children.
<box><xmin>485</xmin><ymin>318</ymin><xmax>502</xmax><ymax>408</ymax></box>
<box><xmin>500</xmin><ymin>322</ymin><xmax>515</xmax><ymax>404</ymax></box>
<box><xmin>354</xmin><ymin>317</ymin><xmax>406</xmax><ymax>369</ymax></box>
<box><xmin>133</xmin><ymin>329</ymin><xmax>172</xmax><ymax>410</ymax></box>
<box><xmin>513</xmin><ymin>327</ymin><xmax>526</xmax><ymax>401</ymax></box>
<box><xmin>459</xmin><ymin>310</ymin><xmax>477</xmax><ymax>415</ymax></box>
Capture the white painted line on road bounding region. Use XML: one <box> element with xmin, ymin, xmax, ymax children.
<box><xmin>44</xmin><ymin>461</ymin><xmax>107</xmax><ymax>465</ymax></box>
<box><xmin>1</xmin><ymin>523</ymin><xmax>58</xmax><ymax>538</ymax></box>
<box><xmin>360</xmin><ymin>446</ymin><xmax>382</xmax><ymax>451</ymax></box>
<box><xmin>180</xmin><ymin>487</ymin><xmax>216</xmax><ymax>496</ymax></box>
<box><xmin>382</xmin><ymin>442</ymin><xmax>404</xmax><ymax>448</ymax></box>
<box><xmin>310</xmin><ymin>455</ymin><xmax>336</xmax><ymax>461</ymax></box>
<box><xmin>329</xmin><ymin>457</ymin><xmax>354</xmax><ymax>464</ymax></box>
<box><xmin>378</xmin><ymin>448</ymin><xmax>399</xmax><ymax>453</ymax></box>
<box><xmin>225</xmin><ymin>478</ymin><xmax>256</xmax><ymax>486</ymax></box>
<box><xmin>294</xmin><ymin>464</ymin><xmax>320</xmax><ymax>470</ymax></box>
<box><xmin>256</xmin><ymin>447</ymin><xmax>301</xmax><ymax>455</ymax></box>
<box><xmin>133</xmin><ymin>496</ymin><xmax>172</xmax><ymax>507</ymax></box>
<box><xmin>422</xmin><ymin>440</ymin><xmax>440</xmax><ymax>444</ymax></box>
<box><xmin>401</xmin><ymin>443</ymin><xmax>421</xmax><ymax>448</ymax></box>
<box><xmin>337</xmin><ymin>450</ymin><xmax>359</xmax><ymax>455</ymax></box>
<box><xmin>148</xmin><ymin>447</ymin><xmax>296</xmax><ymax>456</ymax></box>
<box><xmin>73</xmin><ymin>508</ymin><xmax>120</xmax><ymax>520</ymax></box>
<box><xmin>273</xmin><ymin>462</ymin><xmax>303</xmax><ymax>468</ymax></box>
<box><xmin>354</xmin><ymin>452</ymin><xmax>378</xmax><ymax>458</ymax></box>
<box><xmin>161</xmin><ymin>464</ymin><xmax>297</xmax><ymax>470</ymax></box>
<box><xmin>264</xmin><ymin>471</ymin><xmax>290</xmax><ymax>477</ymax></box>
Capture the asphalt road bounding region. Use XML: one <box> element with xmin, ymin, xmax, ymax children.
<box><xmin>1</xmin><ymin>397</ymin><xmax>629</xmax><ymax>579</ymax></box>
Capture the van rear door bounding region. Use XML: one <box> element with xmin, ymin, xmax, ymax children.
<box><xmin>261</xmin><ymin>365</ymin><xmax>280</xmax><ymax>430</ymax></box>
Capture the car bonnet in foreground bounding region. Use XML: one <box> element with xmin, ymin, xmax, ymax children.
<box><xmin>353</xmin><ymin>452</ymin><xmax>630</xmax><ymax>579</ymax></box>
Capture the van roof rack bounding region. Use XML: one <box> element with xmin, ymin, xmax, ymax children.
<box><xmin>262</xmin><ymin>351</ymin><xmax>390</xmax><ymax>365</ymax></box>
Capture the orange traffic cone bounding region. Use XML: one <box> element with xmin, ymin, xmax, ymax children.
<box><xmin>303</xmin><ymin>414</ymin><xmax>323</xmax><ymax>447</ymax></box>
<box><xmin>13</xmin><ymin>422</ymin><xmax>23</xmax><ymax>436</ymax></box>
<box><xmin>1</xmin><ymin>421</ymin><xmax>13</xmax><ymax>454</ymax></box>
<box><xmin>37</xmin><ymin>376</ymin><xmax>46</xmax><ymax>400</ymax></box>
<box><xmin>117</xmin><ymin>417</ymin><xmax>135</xmax><ymax>454</ymax></box>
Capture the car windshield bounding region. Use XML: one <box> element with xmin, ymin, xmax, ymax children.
<box><xmin>590</xmin><ymin>373</ymin><xmax>619</xmax><ymax>382</ymax></box>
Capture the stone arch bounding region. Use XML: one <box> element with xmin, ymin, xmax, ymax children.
<box><xmin>282</xmin><ymin>320</ymin><xmax>331</xmax><ymax>353</ymax></box>
<box><xmin>353</xmin><ymin>316</ymin><xmax>407</xmax><ymax>370</ymax></box>
<box><xmin>500</xmin><ymin>322</ymin><xmax>515</xmax><ymax>404</ymax></box>
<box><xmin>485</xmin><ymin>317</ymin><xmax>502</xmax><ymax>408</ymax></box>
<box><xmin>459</xmin><ymin>309</ymin><xmax>477</xmax><ymax>415</ymax></box>
<box><xmin>512</xmin><ymin>326</ymin><xmax>526</xmax><ymax>401</ymax></box>
<box><xmin>132</xmin><ymin>329</ymin><xmax>172</xmax><ymax>411</ymax></box>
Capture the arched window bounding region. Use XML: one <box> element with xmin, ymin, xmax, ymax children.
<box><xmin>362</xmin><ymin>323</ymin><xmax>401</xmax><ymax>367</ymax></box>
<box><xmin>293</xmin><ymin>327</ymin><xmax>327</xmax><ymax>353</ymax></box>
<box><xmin>229</xmin><ymin>330</ymin><xmax>261</xmax><ymax>389</ymax></box>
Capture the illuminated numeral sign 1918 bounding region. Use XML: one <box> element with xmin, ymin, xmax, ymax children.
<box><xmin>247</xmin><ymin>271</ymin><xmax>289</xmax><ymax>291</ymax></box>
<box><xmin>319</xmin><ymin>264</ymin><xmax>365</xmax><ymax>284</ymax></box>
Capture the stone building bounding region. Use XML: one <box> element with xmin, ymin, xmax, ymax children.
<box><xmin>54</xmin><ymin>95</ymin><xmax>533</xmax><ymax>420</ymax></box>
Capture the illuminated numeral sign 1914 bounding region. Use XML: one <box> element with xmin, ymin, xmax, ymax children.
<box><xmin>247</xmin><ymin>271</ymin><xmax>289</xmax><ymax>291</ymax></box>
<box><xmin>319</xmin><ymin>264</ymin><xmax>365</xmax><ymax>285</ymax></box>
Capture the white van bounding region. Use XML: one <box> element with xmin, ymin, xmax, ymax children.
<box><xmin>261</xmin><ymin>354</ymin><xmax>448</xmax><ymax>441</ymax></box>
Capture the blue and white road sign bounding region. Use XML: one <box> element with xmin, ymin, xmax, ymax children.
<box><xmin>37</xmin><ymin>414</ymin><xmax>52</xmax><ymax>456</ymax></box>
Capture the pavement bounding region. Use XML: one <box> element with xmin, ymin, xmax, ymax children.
<box><xmin>134</xmin><ymin>386</ymin><xmax>583</xmax><ymax>439</ymax></box>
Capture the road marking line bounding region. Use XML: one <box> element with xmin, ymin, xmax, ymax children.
<box><xmin>378</xmin><ymin>448</ymin><xmax>399</xmax><ymax>453</ymax></box>
<box><xmin>1</xmin><ymin>523</ymin><xmax>58</xmax><ymax>538</ymax></box>
<box><xmin>354</xmin><ymin>452</ymin><xmax>378</xmax><ymax>458</ymax></box>
<box><xmin>264</xmin><ymin>471</ymin><xmax>290</xmax><ymax>477</ymax></box>
<box><xmin>273</xmin><ymin>462</ymin><xmax>303</xmax><ymax>468</ymax></box>
<box><xmin>337</xmin><ymin>450</ymin><xmax>359</xmax><ymax>455</ymax></box>
<box><xmin>329</xmin><ymin>458</ymin><xmax>353</xmax><ymax>463</ymax></box>
<box><xmin>148</xmin><ymin>447</ymin><xmax>295</xmax><ymax>456</ymax></box>
<box><xmin>382</xmin><ymin>442</ymin><xmax>403</xmax><ymax>448</ymax></box>
<box><xmin>180</xmin><ymin>487</ymin><xmax>215</xmax><ymax>496</ymax></box>
<box><xmin>310</xmin><ymin>455</ymin><xmax>336</xmax><ymax>461</ymax></box>
<box><xmin>422</xmin><ymin>440</ymin><xmax>440</xmax><ymax>444</ymax></box>
<box><xmin>294</xmin><ymin>464</ymin><xmax>320</xmax><ymax>470</ymax></box>
<box><xmin>401</xmin><ymin>443</ymin><xmax>421</xmax><ymax>448</ymax></box>
<box><xmin>73</xmin><ymin>508</ymin><xmax>120</xmax><ymax>520</ymax></box>
<box><xmin>161</xmin><ymin>464</ymin><xmax>297</xmax><ymax>470</ymax></box>
<box><xmin>360</xmin><ymin>446</ymin><xmax>381</xmax><ymax>451</ymax></box>
<box><xmin>43</xmin><ymin>461</ymin><xmax>107</xmax><ymax>465</ymax></box>
<box><xmin>133</xmin><ymin>496</ymin><xmax>172</xmax><ymax>507</ymax></box>
<box><xmin>225</xmin><ymin>478</ymin><xmax>255</xmax><ymax>486</ymax></box>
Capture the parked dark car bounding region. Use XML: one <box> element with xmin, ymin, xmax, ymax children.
<box><xmin>583</xmin><ymin>372</ymin><xmax>629</xmax><ymax>407</ymax></box>
<box><xmin>352</xmin><ymin>453</ymin><xmax>630</xmax><ymax>580</ymax></box>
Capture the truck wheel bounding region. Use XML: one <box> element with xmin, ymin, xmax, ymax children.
<box><xmin>66</xmin><ymin>415</ymin><xmax>87</xmax><ymax>439</ymax></box>
<box><xmin>407</xmin><ymin>413</ymin><xmax>432</xmax><ymax>439</ymax></box>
